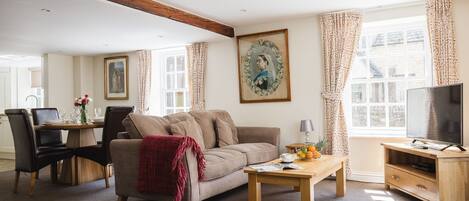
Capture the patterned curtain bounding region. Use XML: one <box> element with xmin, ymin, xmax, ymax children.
<box><xmin>186</xmin><ymin>42</ymin><xmax>208</xmax><ymax>111</ymax></box>
<box><xmin>136</xmin><ymin>50</ymin><xmax>152</xmax><ymax>114</ymax></box>
<box><xmin>427</xmin><ymin>0</ymin><xmax>460</xmax><ymax>86</ymax></box>
<box><xmin>320</xmin><ymin>11</ymin><xmax>362</xmax><ymax>176</ymax></box>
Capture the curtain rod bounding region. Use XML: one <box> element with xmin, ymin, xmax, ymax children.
<box><xmin>323</xmin><ymin>0</ymin><xmax>425</xmax><ymax>15</ymax></box>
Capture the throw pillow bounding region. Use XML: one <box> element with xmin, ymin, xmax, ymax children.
<box><xmin>215</xmin><ymin>118</ymin><xmax>237</xmax><ymax>147</ymax></box>
<box><xmin>170</xmin><ymin>120</ymin><xmax>205</xmax><ymax>150</ymax></box>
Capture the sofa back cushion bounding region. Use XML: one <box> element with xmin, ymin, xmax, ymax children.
<box><xmin>122</xmin><ymin>113</ymin><xmax>170</xmax><ymax>139</ymax></box>
<box><xmin>170</xmin><ymin>119</ymin><xmax>205</xmax><ymax>150</ymax></box>
<box><xmin>215</xmin><ymin>118</ymin><xmax>237</xmax><ymax>147</ymax></box>
<box><xmin>189</xmin><ymin>110</ymin><xmax>238</xmax><ymax>149</ymax></box>
<box><xmin>164</xmin><ymin>112</ymin><xmax>194</xmax><ymax>123</ymax></box>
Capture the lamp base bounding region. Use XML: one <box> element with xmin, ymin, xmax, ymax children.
<box><xmin>304</xmin><ymin>132</ymin><xmax>312</xmax><ymax>145</ymax></box>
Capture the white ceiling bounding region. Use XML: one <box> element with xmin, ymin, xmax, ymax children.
<box><xmin>0</xmin><ymin>55</ymin><xmax>42</xmax><ymax>67</ymax></box>
<box><xmin>158</xmin><ymin>0</ymin><xmax>422</xmax><ymax>26</ymax></box>
<box><xmin>0</xmin><ymin>0</ymin><xmax>422</xmax><ymax>56</ymax></box>
<box><xmin>0</xmin><ymin>0</ymin><xmax>225</xmax><ymax>56</ymax></box>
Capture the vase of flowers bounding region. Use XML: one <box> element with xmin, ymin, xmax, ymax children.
<box><xmin>74</xmin><ymin>94</ymin><xmax>92</xmax><ymax>124</ymax></box>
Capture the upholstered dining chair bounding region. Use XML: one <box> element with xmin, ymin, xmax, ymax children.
<box><xmin>5</xmin><ymin>109</ymin><xmax>73</xmax><ymax>196</ymax></box>
<box><xmin>31</xmin><ymin>108</ymin><xmax>66</xmax><ymax>147</ymax></box>
<box><xmin>75</xmin><ymin>106</ymin><xmax>133</xmax><ymax>188</ymax></box>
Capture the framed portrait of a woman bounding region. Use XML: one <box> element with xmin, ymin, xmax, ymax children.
<box><xmin>104</xmin><ymin>56</ymin><xmax>129</xmax><ymax>100</ymax></box>
<box><xmin>237</xmin><ymin>29</ymin><xmax>291</xmax><ymax>103</ymax></box>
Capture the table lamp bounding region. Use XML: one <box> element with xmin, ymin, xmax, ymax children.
<box><xmin>300</xmin><ymin>120</ymin><xmax>314</xmax><ymax>144</ymax></box>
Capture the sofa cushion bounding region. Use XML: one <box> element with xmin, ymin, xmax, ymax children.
<box><xmin>122</xmin><ymin>114</ymin><xmax>170</xmax><ymax>139</ymax></box>
<box><xmin>189</xmin><ymin>110</ymin><xmax>238</xmax><ymax>149</ymax></box>
<box><xmin>215</xmin><ymin>118</ymin><xmax>236</xmax><ymax>147</ymax></box>
<box><xmin>211</xmin><ymin>110</ymin><xmax>238</xmax><ymax>144</ymax></box>
<box><xmin>203</xmin><ymin>148</ymin><xmax>247</xmax><ymax>181</ymax></box>
<box><xmin>221</xmin><ymin>143</ymin><xmax>278</xmax><ymax>165</ymax></box>
<box><xmin>164</xmin><ymin>112</ymin><xmax>195</xmax><ymax>123</ymax></box>
<box><xmin>170</xmin><ymin>120</ymin><xmax>205</xmax><ymax>150</ymax></box>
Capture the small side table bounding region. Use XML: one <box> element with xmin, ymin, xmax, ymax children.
<box><xmin>285</xmin><ymin>143</ymin><xmax>306</xmax><ymax>153</ymax></box>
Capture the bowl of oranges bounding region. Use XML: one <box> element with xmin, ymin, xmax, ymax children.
<box><xmin>296</xmin><ymin>145</ymin><xmax>321</xmax><ymax>160</ymax></box>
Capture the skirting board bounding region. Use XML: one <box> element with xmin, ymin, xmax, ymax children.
<box><xmin>0</xmin><ymin>152</ymin><xmax>14</xmax><ymax>160</ymax></box>
<box><xmin>0</xmin><ymin>146</ymin><xmax>15</xmax><ymax>160</ymax></box>
<box><xmin>348</xmin><ymin>171</ymin><xmax>384</xmax><ymax>183</ymax></box>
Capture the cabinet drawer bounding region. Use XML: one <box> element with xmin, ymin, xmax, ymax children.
<box><xmin>385</xmin><ymin>165</ymin><xmax>437</xmax><ymax>201</ymax></box>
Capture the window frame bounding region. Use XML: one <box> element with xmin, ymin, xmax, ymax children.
<box><xmin>153</xmin><ymin>48</ymin><xmax>191</xmax><ymax>116</ymax></box>
<box><xmin>344</xmin><ymin>16</ymin><xmax>433</xmax><ymax>137</ymax></box>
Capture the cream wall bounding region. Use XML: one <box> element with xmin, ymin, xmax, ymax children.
<box><xmin>73</xmin><ymin>56</ymin><xmax>95</xmax><ymax>103</ymax></box>
<box><xmin>43</xmin><ymin>53</ymin><xmax>75</xmax><ymax>111</ymax></box>
<box><xmin>454</xmin><ymin>0</ymin><xmax>469</xmax><ymax>146</ymax></box>
<box><xmin>92</xmin><ymin>52</ymin><xmax>138</xmax><ymax>110</ymax></box>
<box><xmin>206</xmin><ymin>16</ymin><xmax>324</xmax><ymax>152</ymax></box>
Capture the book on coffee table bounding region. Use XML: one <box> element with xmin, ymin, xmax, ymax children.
<box><xmin>249</xmin><ymin>162</ymin><xmax>303</xmax><ymax>172</ymax></box>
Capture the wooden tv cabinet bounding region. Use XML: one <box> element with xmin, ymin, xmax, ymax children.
<box><xmin>382</xmin><ymin>143</ymin><xmax>469</xmax><ymax>201</ymax></box>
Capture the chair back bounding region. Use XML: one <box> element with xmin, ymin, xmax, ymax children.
<box><xmin>5</xmin><ymin>109</ymin><xmax>38</xmax><ymax>172</ymax></box>
<box><xmin>31</xmin><ymin>108</ymin><xmax>62</xmax><ymax>146</ymax></box>
<box><xmin>101</xmin><ymin>106</ymin><xmax>134</xmax><ymax>162</ymax></box>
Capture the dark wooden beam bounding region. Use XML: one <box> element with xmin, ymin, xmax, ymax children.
<box><xmin>107</xmin><ymin>0</ymin><xmax>234</xmax><ymax>38</ymax></box>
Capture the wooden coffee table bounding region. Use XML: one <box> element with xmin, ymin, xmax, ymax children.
<box><xmin>244</xmin><ymin>155</ymin><xmax>347</xmax><ymax>201</ymax></box>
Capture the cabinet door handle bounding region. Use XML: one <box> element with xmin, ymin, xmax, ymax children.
<box><xmin>391</xmin><ymin>175</ymin><xmax>400</xmax><ymax>181</ymax></box>
<box><xmin>416</xmin><ymin>184</ymin><xmax>427</xmax><ymax>190</ymax></box>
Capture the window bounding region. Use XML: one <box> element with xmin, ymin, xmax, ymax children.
<box><xmin>150</xmin><ymin>48</ymin><xmax>190</xmax><ymax>115</ymax></box>
<box><xmin>345</xmin><ymin>16</ymin><xmax>432</xmax><ymax>136</ymax></box>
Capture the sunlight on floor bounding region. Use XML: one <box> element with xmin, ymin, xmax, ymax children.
<box><xmin>364</xmin><ymin>189</ymin><xmax>395</xmax><ymax>201</ymax></box>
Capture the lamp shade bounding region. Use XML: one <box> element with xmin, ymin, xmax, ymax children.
<box><xmin>300</xmin><ymin>120</ymin><xmax>314</xmax><ymax>132</ymax></box>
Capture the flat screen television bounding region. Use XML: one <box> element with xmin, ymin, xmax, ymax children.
<box><xmin>407</xmin><ymin>84</ymin><xmax>463</xmax><ymax>145</ymax></box>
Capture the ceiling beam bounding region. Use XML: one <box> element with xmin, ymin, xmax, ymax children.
<box><xmin>107</xmin><ymin>0</ymin><xmax>235</xmax><ymax>38</ymax></box>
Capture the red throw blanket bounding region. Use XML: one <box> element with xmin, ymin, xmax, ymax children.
<box><xmin>138</xmin><ymin>135</ymin><xmax>205</xmax><ymax>201</ymax></box>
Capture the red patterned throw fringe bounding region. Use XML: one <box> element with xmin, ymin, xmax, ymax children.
<box><xmin>137</xmin><ymin>135</ymin><xmax>205</xmax><ymax>201</ymax></box>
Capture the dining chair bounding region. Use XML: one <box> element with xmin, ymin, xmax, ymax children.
<box><xmin>75</xmin><ymin>106</ymin><xmax>134</xmax><ymax>188</ymax></box>
<box><xmin>5</xmin><ymin>109</ymin><xmax>74</xmax><ymax>196</ymax></box>
<box><xmin>31</xmin><ymin>108</ymin><xmax>66</xmax><ymax>147</ymax></box>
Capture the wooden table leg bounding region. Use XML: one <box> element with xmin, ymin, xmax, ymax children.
<box><xmin>59</xmin><ymin>128</ymin><xmax>107</xmax><ymax>185</ymax></box>
<box><xmin>300</xmin><ymin>178</ymin><xmax>314</xmax><ymax>201</ymax></box>
<box><xmin>248</xmin><ymin>174</ymin><xmax>261</xmax><ymax>201</ymax></box>
<box><xmin>336</xmin><ymin>161</ymin><xmax>346</xmax><ymax>197</ymax></box>
<box><xmin>384</xmin><ymin>184</ymin><xmax>390</xmax><ymax>190</ymax></box>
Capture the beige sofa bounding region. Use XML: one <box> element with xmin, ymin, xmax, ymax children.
<box><xmin>110</xmin><ymin>110</ymin><xmax>280</xmax><ymax>201</ymax></box>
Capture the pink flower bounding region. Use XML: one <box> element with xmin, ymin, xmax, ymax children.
<box><xmin>75</xmin><ymin>94</ymin><xmax>92</xmax><ymax>106</ymax></box>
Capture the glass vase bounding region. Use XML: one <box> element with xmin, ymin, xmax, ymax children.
<box><xmin>80</xmin><ymin>105</ymin><xmax>88</xmax><ymax>124</ymax></box>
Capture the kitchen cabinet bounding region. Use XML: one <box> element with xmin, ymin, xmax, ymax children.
<box><xmin>0</xmin><ymin>115</ymin><xmax>14</xmax><ymax>159</ymax></box>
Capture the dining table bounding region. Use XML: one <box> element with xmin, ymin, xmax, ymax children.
<box><xmin>35</xmin><ymin>122</ymin><xmax>110</xmax><ymax>185</ymax></box>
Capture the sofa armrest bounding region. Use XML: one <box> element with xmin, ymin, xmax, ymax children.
<box><xmin>236</xmin><ymin>127</ymin><xmax>280</xmax><ymax>146</ymax></box>
<box><xmin>110</xmin><ymin>139</ymin><xmax>200</xmax><ymax>201</ymax></box>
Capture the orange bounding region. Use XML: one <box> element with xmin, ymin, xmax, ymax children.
<box><xmin>313</xmin><ymin>151</ymin><xmax>321</xmax><ymax>159</ymax></box>
<box><xmin>306</xmin><ymin>151</ymin><xmax>313</xmax><ymax>159</ymax></box>
<box><xmin>307</xmin><ymin>146</ymin><xmax>316</xmax><ymax>152</ymax></box>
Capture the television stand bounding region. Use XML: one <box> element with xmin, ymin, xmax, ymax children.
<box><xmin>440</xmin><ymin>144</ymin><xmax>466</xmax><ymax>151</ymax></box>
<box><xmin>382</xmin><ymin>143</ymin><xmax>469</xmax><ymax>201</ymax></box>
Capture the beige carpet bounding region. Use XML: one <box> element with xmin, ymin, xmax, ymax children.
<box><xmin>0</xmin><ymin>166</ymin><xmax>419</xmax><ymax>201</ymax></box>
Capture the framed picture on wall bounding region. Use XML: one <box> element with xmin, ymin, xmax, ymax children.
<box><xmin>104</xmin><ymin>56</ymin><xmax>129</xmax><ymax>100</ymax></box>
<box><xmin>237</xmin><ymin>29</ymin><xmax>291</xmax><ymax>103</ymax></box>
